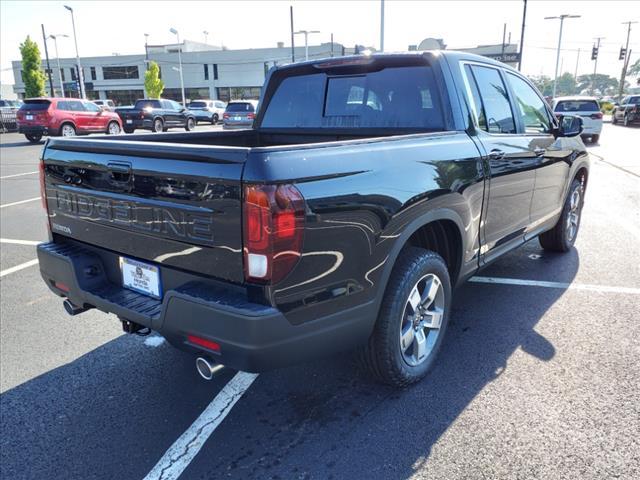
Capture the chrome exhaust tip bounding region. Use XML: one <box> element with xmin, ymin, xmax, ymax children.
<box><xmin>63</xmin><ymin>299</ymin><xmax>88</xmax><ymax>316</ymax></box>
<box><xmin>196</xmin><ymin>357</ymin><xmax>224</xmax><ymax>380</ymax></box>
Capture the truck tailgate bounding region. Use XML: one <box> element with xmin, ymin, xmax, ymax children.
<box><xmin>42</xmin><ymin>139</ymin><xmax>247</xmax><ymax>284</ymax></box>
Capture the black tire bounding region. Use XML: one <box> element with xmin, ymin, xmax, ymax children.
<box><xmin>25</xmin><ymin>133</ymin><xmax>42</xmax><ymax>143</ymax></box>
<box><xmin>212</xmin><ymin>113</ymin><xmax>219</xmax><ymax>125</ymax></box>
<box><xmin>153</xmin><ymin>118</ymin><xmax>164</xmax><ymax>133</ymax></box>
<box><xmin>591</xmin><ymin>134</ymin><xmax>599</xmax><ymax>144</ymax></box>
<box><xmin>539</xmin><ymin>178</ymin><xmax>584</xmax><ymax>252</ymax></box>
<box><xmin>611</xmin><ymin>112</ymin><xmax>618</xmax><ymax>124</ymax></box>
<box><xmin>359</xmin><ymin>247</ymin><xmax>451</xmax><ymax>387</ymax></box>
<box><xmin>623</xmin><ymin>114</ymin><xmax>631</xmax><ymax>127</ymax></box>
<box><xmin>123</xmin><ymin>127</ymin><xmax>134</xmax><ymax>134</ymax></box>
<box><xmin>185</xmin><ymin>117</ymin><xmax>195</xmax><ymax>131</ymax></box>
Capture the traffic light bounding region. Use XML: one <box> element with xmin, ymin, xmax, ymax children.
<box><xmin>591</xmin><ymin>45</ymin><xmax>599</xmax><ymax>60</ymax></box>
<box><xmin>619</xmin><ymin>47</ymin><xmax>627</xmax><ymax>61</ymax></box>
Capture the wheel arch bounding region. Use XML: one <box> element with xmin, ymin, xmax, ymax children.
<box><xmin>373</xmin><ymin>209</ymin><xmax>467</xmax><ymax>313</ymax></box>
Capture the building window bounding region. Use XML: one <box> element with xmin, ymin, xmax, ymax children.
<box><xmin>216</xmin><ymin>86</ymin><xmax>261</xmax><ymax>103</ymax></box>
<box><xmin>91</xmin><ymin>67</ymin><xmax>97</xmax><ymax>81</ymax></box>
<box><xmin>70</xmin><ymin>67</ymin><xmax>77</xmax><ymax>81</ymax></box>
<box><xmin>163</xmin><ymin>87</ymin><xmax>210</xmax><ymax>103</ymax></box>
<box><xmin>60</xmin><ymin>68</ymin><xmax>65</xmax><ymax>81</ymax></box>
<box><xmin>213</xmin><ymin>64</ymin><xmax>218</xmax><ymax>80</ymax></box>
<box><xmin>102</xmin><ymin>66</ymin><xmax>139</xmax><ymax>80</ymax></box>
<box><xmin>204</xmin><ymin>64</ymin><xmax>209</xmax><ymax>80</ymax></box>
<box><xmin>104</xmin><ymin>89</ymin><xmax>145</xmax><ymax>106</ymax></box>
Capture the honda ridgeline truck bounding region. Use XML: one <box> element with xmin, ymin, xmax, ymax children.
<box><xmin>37</xmin><ymin>52</ymin><xmax>589</xmax><ymax>387</ymax></box>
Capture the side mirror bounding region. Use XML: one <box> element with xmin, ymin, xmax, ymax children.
<box><xmin>556</xmin><ymin>115</ymin><xmax>583</xmax><ymax>137</ymax></box>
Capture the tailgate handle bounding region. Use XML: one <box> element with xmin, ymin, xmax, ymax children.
<box><xmin>108</xmin><ymin>162</ymin><xmax>132</xmax><ymax>183</ymax></box>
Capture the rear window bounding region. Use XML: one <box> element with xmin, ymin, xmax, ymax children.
<box><xmin>554</xmin><ymin>100</ymin><xmax>599</xmax><ymax>112</ymax></box>
<box><xmin>19</xmin><ymin>100</ymin><xmax>50</xmax><ymax>111</ymax></box>
<box><xmin>261</xmin><ymin>65</ymin><xmax>444</xmax><ymax>130</ymax></box>
<box><xmin>189</xmin><ymin>101</ymin><xmax>208</xmax><ymax>108</ymax></box>
<box><xmin>226</xmin><ymin>102</ymin><xmax>254</xmax><ymax>113</ymax></box>
<box><xmin>135</xmin><ymin>100</ymin><xmax>162</xmax><ymax>109</ymax></box>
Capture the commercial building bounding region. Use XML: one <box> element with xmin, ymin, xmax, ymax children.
<box><xmin>11</xmin><ymin>41</ymin><xmax>349</xmax><ymax>105</ymax></box>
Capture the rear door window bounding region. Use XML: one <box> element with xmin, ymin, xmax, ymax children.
<box><xmin>554</xmin><ymin>100</ymin><xmax>599</xmax><ymax>112</ymax></box>
<box><xmin>467</xmin><ymin>65</ymin><xmax>516</xmax><ymax>134</ymax></box>
<box><xmin>260</xmin><ymin>65</ymin><xmax>444</xmax><ymax>130</ymax></box>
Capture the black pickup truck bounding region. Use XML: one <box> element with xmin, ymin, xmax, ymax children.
<box><xmin>37</xmin><ymin>51</ymin><xmax>589</xmax><ymax>387</ymax></box>
<box><xmin>611</xmin><ymin>95</ymin><xmax>640</xmax><ymax>126</ymax></box>
<box><xmin>116</xmin><ymin>98</ymin><xmax>196</xmax><ymax>134</ymax></box>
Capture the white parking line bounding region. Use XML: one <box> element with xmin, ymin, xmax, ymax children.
<box><xmin>0</xmin><ymin>197</ymin><xmax>41</xmax><ymax>209</ymax></box>
<box><xmin>0</xmin><ymin>171</ymin><xmax>39</xmax><ymax>180</ymax></box>
<box><xmin>144</xmin><ymin>372</ymin><xmax>258</xmax><ymax>480</ymax></box>
<box><xmin>0</xmin><ymin>238</ymin><xmax>42</xmax><ymax>246</ymax></box>
<box><xmin>470</xmin><ymin>276</ymin><xmax>640</xmax><ymax>295</ymax></box>
<box><xmin>0</xmin><ymin>259</ymin><xmax>39</xmax><ymax>278</ymax></box>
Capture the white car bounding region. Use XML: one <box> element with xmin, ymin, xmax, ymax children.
<box><xmin>552</xmin><ymin>96</ymin><xmax>602</xmax><ymax>143</ymax></box>
<box><xmin>92</xmin><ymin>99</ymin><xmax>116</xmax><ymax>111</ymax></box>
<box><xmin>188</xmin><ymin>99</ymin><xmax>226</xmax><ymax>124</ymax></box>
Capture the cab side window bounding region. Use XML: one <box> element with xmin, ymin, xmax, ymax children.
<box><xmin>506</xmin><ymin>72</ymin><xmax>552</xmax><ymax>134</ymax></box>
<box><xmin>467</xmin><ymin>65</ymin><xmax>516</xmax><ymax>134</ymax></box>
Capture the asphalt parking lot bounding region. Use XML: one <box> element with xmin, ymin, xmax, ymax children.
<box><xmin>1</xmin><ymin>122</ymin><xmax>639</xmax><ymax>480</ymax></box>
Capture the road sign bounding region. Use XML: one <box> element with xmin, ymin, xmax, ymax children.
<box><xmin>482</xmin><ymin>52</ymin><xmax>521</xmax><ymax>63</ymax></box>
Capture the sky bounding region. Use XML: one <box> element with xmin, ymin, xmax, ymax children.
<box><xmin>1</xmin><ymin>0</ymin><xmax>639</xmax><ymax>85</ymax></box>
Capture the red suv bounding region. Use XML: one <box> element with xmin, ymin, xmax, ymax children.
<box><xmin>17</xmin><ymin>98</ymin><xmax>123</xmax><ymax>143</ymax></box>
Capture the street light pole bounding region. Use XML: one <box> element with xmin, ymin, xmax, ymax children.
<box><xmin>203</xmin><ymin>30</ymin><xmax>209</xmax><ymax>44</ymax></box>
<box><xmin>517</xmin><ymin>0</ymin><xmax>527</xmax><ymax>71</ymax></box>
<box><xmin>591</xmin><ymin>36</ymin><xmax>604</xmax><ymax>95</ymax></box>
<box><xmin>294</xmin><ymin>30</ymin><xmax>320</xmax><ymax>61</ymax></box>
<box><xmin>618</xmin><ymin>21</ymin><xmax>638</xmax><ymax>100</ymax></box>
<box><xmin>144</xmin><ymin>33</ymin><xmax>149</xmax><ymax>64</ymax></box>
<box><xmin>169</xmin><ymin>28</ymin><xmax>186</xmax><ymax>107</ymax></box>
<box><xmin>64</xmin><ymin>5</ymin><xmax>85</xmax><ymax>99</ymax></box>
<box><xmin>545</xmin><ymin>14</ymin><xmax>581</xmax><ymax>99</ymax></box>
<box><xmin>48</xmin><ymin>34</ymin><xmax>69</xmax><ymax>98</ymax></box>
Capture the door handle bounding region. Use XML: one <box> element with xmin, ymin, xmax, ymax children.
<box><xmin>488</xmin><ymin>149</ymin><xmax>505</xmax><ymax>160</ymax></box>
<box><xmin>107</xmin><ymin>162</ymin><xmax>132</xmax><ymax>184</ymax></box>
<box><xmin>534</xmin><ymin>147</ymin><xmax>546</xmax><ymax>157</ymax></box>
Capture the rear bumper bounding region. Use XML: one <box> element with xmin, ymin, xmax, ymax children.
<box><xmin>223</xmin><ymin>123</ymin><xmax>252</xmax><ymax>130</ymax></box>
<box><xmin>37</xmin><ymin>240</ymin><xmax>375</xmax><ymax>372</ymax></box>
<box><xmin>18</xmin><ymin>125</ymin><xmax>51</xmax><ymax>136</ymax></box>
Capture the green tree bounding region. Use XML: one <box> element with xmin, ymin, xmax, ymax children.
<box><xmin>555</xmin><ymin>72</ymin><xmax>577</xmax><ymax>96</ymax></box>
<box><xmin>528</xmin><ymin>75</ymin><xmax>553</xmax><ymax>96</ymax></box>
<box><xmin>576</xmin><ymin>74</ymin><xmax>618</xmax><ymax>95</ymax></box>
<box><xmin>628</xmin><ymin>58</ymin><xmax>640</xmax><ymax>76</ymax></box>
<box><xmin>19</xmin><ymin>36</ymin><xmax>46</xmax><ymax>98</ymax></box>
<box><xmin>144</xmin><ymin>61</ymin><xmax>164</xmax><ymax>98</ymax></box>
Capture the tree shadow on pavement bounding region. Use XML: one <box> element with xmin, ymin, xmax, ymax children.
<box><xmin>0</xmin><ymin>241</ymin><xmax>578</xmax><ymax>480</ymax></box>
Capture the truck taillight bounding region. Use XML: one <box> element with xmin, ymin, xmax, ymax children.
<box><xmin>247</xmin><ymin>112</ymin><xmax>255</xmax><ymax>120</ymax></box>
<box><xmin>243</xmin><ymin>184</ymin><xmax>305</xmax><ymax>284</ymax></box>
<box><xmin>590</xmin><ymin>112</ymin><xmax>603</xmax><ymax>119</ymax></box>
<box><xmin>39</xmin><ymin>160</ymin><xmax>47</xmax><ymax>210</ymax></box>
<box><xmin>223</xmin><ymin>113</ymin><xmax>230</xmax><ymax>119</ymax></box>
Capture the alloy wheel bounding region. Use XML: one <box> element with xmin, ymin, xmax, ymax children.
<box><xmin>399</xmin><ymin>273</ymin><xmax>445</xmax><ymax>367</ymax></box>
<box><xmin>566</xmin><ymin>188</ymin><xmax>581</xmax><ymax>242</ymax></box>
<box><xmin>61</xmin><ymin>125</ymin><xmax>75</xmax><ymax>137</ymax></box>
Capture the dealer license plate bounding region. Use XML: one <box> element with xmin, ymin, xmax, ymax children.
<box><xmin>120</xmin><ymin>257</ymin><xmax>161</xmax><ymax>299</ymax></box>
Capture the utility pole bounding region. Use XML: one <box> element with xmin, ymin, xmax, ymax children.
<box><xmin>41</xmin><ymin>24</ymin><xmax>55</xmax><ymax>96</ymax></box>
<box><xmin>545</xmin><ymin>14</ymin><xmax>581</xmax><ymax>99</ymax></box>
<box><xmin>618</xmin><ymin>21</ymin><xmax>638</xmax><ymax>100</ymax></box>
<box><xmin>64</xmin><ymin>5</ymin><xmax>85</xmax><ymax>99</ymax></box>
<box><xmin>203</xmin><ymin>30</ymin><xmax>209</xmax><ymax>44</ymax></box>
<box><xmin>330</xmin><ymin>33</ymin><xmax>334</xmax><ymax>57</ymax></box>
<box><xmin>501</xmin><ymin>23</ymin><xmax>507</xmax><ymax>56</ymax></box>
<box><xmin>290</xmin><ymin>6</ymin><xmax>295</xmax><ymax>63</ymax></box>
<box><xmin>380</xmin><ymin>0</ymin><xmax>385</xmax><ymax>52</ymax></box>
<box><xmin>591</xmin><ymin>36</ymin><xmax>604</xmax><ymax>95</ymax></box>
<box><xmin>518</xmin><ymin>0</ymin><xmax>527</xmax><ymax>70</ymax></box>
<box><xmin>574</xmin><ymin>48</ymin><xmax>580</xmax><ymax>80</ymax></box>
<box><xmin>144</xmin><ymin>33</ymin><xmax>149</xmax><ymax>71</ymax></box>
